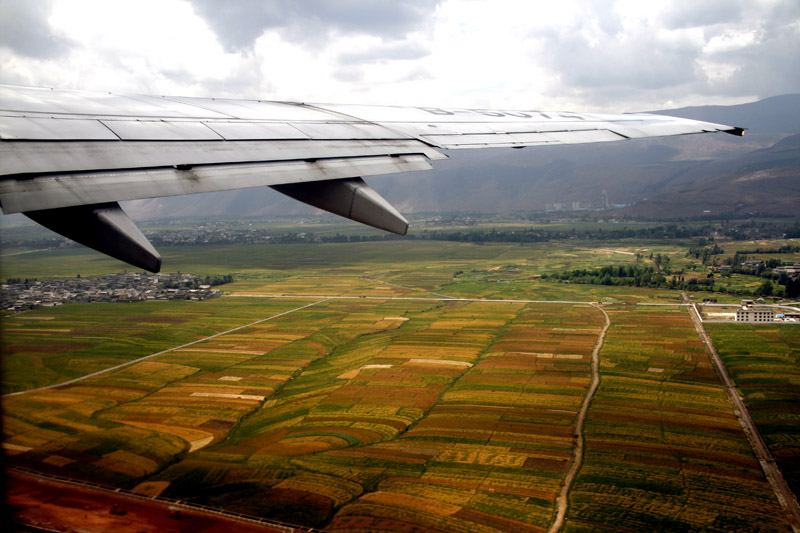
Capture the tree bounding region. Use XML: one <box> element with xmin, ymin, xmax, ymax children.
<box><xmin>756</xmin><ymin>280</ymin><xmax>774</xmax><ymax>296</ymax></box>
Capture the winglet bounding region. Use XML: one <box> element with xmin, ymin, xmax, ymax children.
<box><xmin>24</xmin><ymin>202</ymin><xmax>162</xmax><ymax>272</ymax></box>
<box><xmin>724</xmin><ymin>127</ymin><xmax>746</xmax><ymax>136</ymax></box>
<box><xmin>272</xmin><ymin>177</ymin><xmax>409</xmax><ymax>235</ymax></box>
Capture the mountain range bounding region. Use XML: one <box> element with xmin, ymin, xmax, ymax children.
<box><xmin>115</xmin><ymin>94</ymin><xmax>800</xmax><ymax>220</ymax></box>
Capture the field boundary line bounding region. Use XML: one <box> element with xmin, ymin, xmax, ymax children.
<box><xmin>688</xmin><ymin>302</ymin><xmax>800</xmax><ymax>532</ymax></box>
<box><xmin>548</xmin><ymin>303</ymin><xmax>610</xmax><ymax>533</ymax></box>
<box><xmin>4</xmin><ymin>299</ymin><xmax>329</xmax><ymax>398</ymax></box>
<box><xmin>226</xmin><ymin>293</ymin><xmax>594</xmax><ymax>304</ymax></box>
<box><xmin>364</xmin><ymin>275</ymin><xmax>455</xmax><ymax>299</ymax></box>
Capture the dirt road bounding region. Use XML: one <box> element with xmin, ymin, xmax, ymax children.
<box><xmin>548</xmin><ymin>303</ymin><xmax>610</xmax><ymax>533</ymax></box>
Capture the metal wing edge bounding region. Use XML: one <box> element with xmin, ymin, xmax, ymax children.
<box><xmin>0</xmin><ymin>154</ymin><xmax>434</xmax><ymax>214</ymax></box>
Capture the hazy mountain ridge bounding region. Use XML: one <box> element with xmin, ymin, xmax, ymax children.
<box><xmin>620</xmin><ymin>133</ymin><xmax>800</xmax><ymax>217</ymax></box>
<box><xmin>120</xmin><ymin>94</ymin><xmax>800</xmax><ymax>220</ymax></box>
<box><xmin>649</xmin><ymin>94</ymin><xmax>800</xmax><ymax>135</ymax></box>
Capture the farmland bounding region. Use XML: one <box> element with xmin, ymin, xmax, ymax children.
<box><xmin>566</xmin><ymin>307</ymin><xmax>786</xmax><ymax>531</ymax></box>
<box><xmin>706</xmin><ymin>324</ymin><xmax>800</xmax><ymax>496</ymax></box>
<box><xmin>3</xmin><ymin>226</ymin><xmax>800</xmax><ymax>531</ymax></box>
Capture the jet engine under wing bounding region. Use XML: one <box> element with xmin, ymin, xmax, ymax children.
<box><xmin>0</xmin><ymin>85</ymin><xmax>744</xmax><ymax>272</ymax></box>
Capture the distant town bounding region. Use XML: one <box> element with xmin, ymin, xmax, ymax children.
<box><xmin>3</xmin><ymin>213</ymin><xmax>798</xmax><ymax>251</ymax></box>
<box><xmin>2</xmin><ymin>273</ymin><xmax>228</xmax><ymax>312</ymax></box>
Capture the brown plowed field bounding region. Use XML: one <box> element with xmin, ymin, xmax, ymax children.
<box><xmin>8</xmin><ymin>469</ymin><xmax>303</xmax><ymax>533</ymax></box>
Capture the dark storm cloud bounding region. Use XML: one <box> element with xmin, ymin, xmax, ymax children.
<box><xmin>189</xmin><ymin>0</ymin><xmax>439</xmax><ymax>51</ymax></box>
<box><xmin>0</xmin><ymin>0</ymin><xmax>68</xmax><ymax>58</ymax></box>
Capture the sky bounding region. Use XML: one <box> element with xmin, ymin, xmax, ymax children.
<box><xmin>0</xmin><ymin>0</ymin><xmax>798</xmax><ymax>112</ymax></box>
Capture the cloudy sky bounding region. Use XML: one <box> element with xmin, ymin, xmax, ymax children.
<box><xmin>0</xmin><ymin>0</ymin><xmax>798</xmax><ymax>112</ymax></box>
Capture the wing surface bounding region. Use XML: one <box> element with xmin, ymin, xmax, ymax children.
<box><xmin>0</xmin><ymin>85</ymin><xmax>744</xmax><ymax>271</ymax></box>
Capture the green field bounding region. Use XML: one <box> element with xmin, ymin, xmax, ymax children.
<box><xmin>3</xmin><ymin>230</ymin><xmax>799</xmax><ymax>531</ymax></box>
<box><xmin>567</xmin><ymin>307</ymin><xmax>786</xmax><ymax>532</ymax></box>
<box><xmin>706</xmin><ymin>324</ymin><xmax>800</xmax><ymax>496</ymax></box>
<box><xmin>1</xmin><ymin>298</ymin><xmax>308</xmax><ymax>394</ymax></box>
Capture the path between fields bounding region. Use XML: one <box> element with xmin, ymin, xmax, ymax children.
<box><xmin>3</xmin><ymin>298</ymin><xmax>329</xmax><ymax>398</ymax></box>
<box><xmin>548</xmin><ymin>303</ymin><xmax>610</xmax><ymax>533</ymax></box>
<box><xmin>227</xmin><ymin>293</ymin><xmax>595</xmax><ymax>304</ymax></box>
<box><xmin>0</xmin><ymin>248</ymin><xmax>53</xmax><ymax>256</ymax></box>
<box><xmin>362</xmin><ymin>273</ymin><xmax>455</xmax><ymax>299</ymax></box>
<box><xmin>687</xmin><ymin>299</ymin><xmax>800</xmax><ymax>532</ymax></box>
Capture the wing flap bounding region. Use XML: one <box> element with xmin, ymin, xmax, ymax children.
<box><xmin>421</xmin><ymin>129</ymin><xmax>626</xmax><ymax>149</ymax></box>
<box><xmin>607</xmin><ymin>119</ymin><xmax>729</xmax><ymax>139</ymax></box>
<box><xmin>100</xmin><ymin>119</ymin><xmax>224</xmax><ymax>141</ymax></box>
<box><xmin>0</xmin><ymin>116</ymin><xmax>120</xmax><ymax>140</ymax></box>
<box><xmin>203</xmin><ymin>121</ymin><xmax>311</xmax><ymax>140</ymax></box>
<box><xmin>0</xmin><ymin>139</ymin><xmax>447</xmax><ymax>177</ymax></box>
<box><xmin>0</xmin><ymin>154</ymin><xmax>432</xmax><ymax>214</ymax></box>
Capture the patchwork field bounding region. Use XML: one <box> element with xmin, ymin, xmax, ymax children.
<box><xmin>3</xmin><ymin>235</ymin><xmax>799</xmax><ymax>531</ymax></box>
<box><xmin>4</xmin><ymin>296</ymin><xmax>794</xmax><ymax>531</ymax></box>
<box><xmin>94</xmin><ymin>300</ymin><xmax>598</xmax><ymax>531</ymax></box>
<box><xmin>706</xmin><ymin>324</ymin><xmax>800</xmax><ymax>496</ymax></box>
<box><xmin>566</xmin><ymin>307</ymin><xmax>787</xmax><ymax>532</ymax></box>
<box><xmin>1</xmin><ymin>298</ymin><xmax>309</xmax><ymax>394</ymax></box>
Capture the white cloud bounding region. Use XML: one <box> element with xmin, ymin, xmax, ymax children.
<box><xmin>2</xmin><ymin>0</ymin><xmax>246</xmax><ymax>94</ymax></box>
<box><xmin>0</xmin><ymin>0</ymin><xmax>797</xmax><ymax>111</ymax></box>
<box><xmin>704</xmin><ymin>30</ymin><xmax>758</xmax><ymax>55</ymax></box>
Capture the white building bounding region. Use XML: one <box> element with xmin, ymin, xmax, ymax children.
<box><xmin>736</xmin><ymin>307</ymin><xmax>775</xmax><ymax>323</ymax></box>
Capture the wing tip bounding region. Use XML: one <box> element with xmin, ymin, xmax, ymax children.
<box><xmin>724</xmin><ymin>127</ymin><xmax>746</xmax><ymax>136</ymax></box>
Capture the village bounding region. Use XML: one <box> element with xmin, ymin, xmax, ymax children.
<box><xmin>1</xmin><ymin>272</ymin><xmax>223</xmax><ymax>312</ymax></box>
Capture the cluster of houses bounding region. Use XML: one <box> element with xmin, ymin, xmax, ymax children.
<box><xmin>773</xmin><ymin>263</ymin><xmax>800</xmax><ymax>276</ymax></box>
<box><xmin>716</xmin><ymin>260</ymin><xmax>800</xmax><ymax>276</ymax></box>
<box><xmin>2</xmin><ymin>273</ymin><xmax>221</xmax><ymax>312</ymax></box>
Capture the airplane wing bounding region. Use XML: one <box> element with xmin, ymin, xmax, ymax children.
<box><xmin>0</xmin><ymin>85</ymin><xmax>744</xmax><ymax>272</ymax></box>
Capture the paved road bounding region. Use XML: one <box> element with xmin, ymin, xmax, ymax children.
<box><xmin>687</xmin><ymin>301</ymin><xmax>800</xmax><ymax>532</ymax></box>
<box><xmin>227</xmin><ymin>293</ymin><xmax>595</xmax><ymax>304</ymax></box>
<box><xmin>548</xmin><ymin>303</ymin><xmax>610</xmax><ymax>533</ymax></box>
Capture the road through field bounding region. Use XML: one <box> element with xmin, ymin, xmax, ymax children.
<box><xmin>228</xmin><ymin>293</ymin><xmax>593</xmax><ymax>304</ymax></box>
<box><xmin>3</xmin><ymin>298</ymin><xmax>329</xmax><ymax>398</ymax></box>
<box><xmin>688</xmin><ymin>300</ymin><xmax>800</xmax><ymax>532</ymax></box>
<box><xmin>548</xmin><ymin>303</ymin><xmax>610</xmax><ymax>533</ymax></box>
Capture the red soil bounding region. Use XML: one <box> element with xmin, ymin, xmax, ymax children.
<box><xmin>8</xmin><ymin>469</ymin><xmax>305</xmax><ymax>533</ymax></box>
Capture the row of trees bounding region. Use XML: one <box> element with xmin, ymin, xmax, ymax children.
<box><xmin>542</xmin><ymin>265</ymin><xmax>714</xmax><ymax>291</ymax></box>
<box><xmin>686</xmin><ymin>244</ymin><xmax>725</xmax><ymax>265</ymax></box>
<box><xmin>543</xmin><ymin>264</ymin><xmax>800</xmax><ymax>297</ymax></box>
